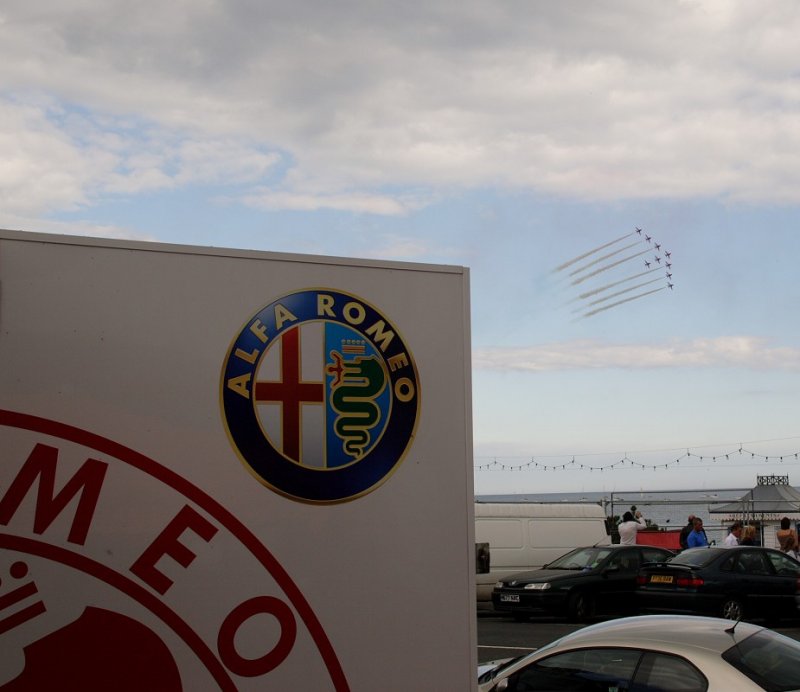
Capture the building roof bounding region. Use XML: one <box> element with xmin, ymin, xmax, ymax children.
<box><xmin>710</xmin><ymin>475</ymin><xmax>800</xmax><ymax>515</ymax></box>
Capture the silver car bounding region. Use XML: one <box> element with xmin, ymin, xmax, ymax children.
<box><xmin>478</xmin><ymin>614</ymin><xmax>800</xmax><ymax>691</ymax></box>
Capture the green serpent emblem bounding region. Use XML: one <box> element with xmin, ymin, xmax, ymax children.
<box><xmin>327</xmin><ymin>352</ymin><xmax>387</xmax><ymax>460</ymax></box>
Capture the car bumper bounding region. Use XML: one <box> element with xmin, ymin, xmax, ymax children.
<box><xmin>491</xmin><ymin>589</ymin><xmax>568</xmax><ymax>613</ymax></box>
<box><xmin>636</xmin><ymin>590</ymin><xmax>721</xmax><ymax>615</ymax></box>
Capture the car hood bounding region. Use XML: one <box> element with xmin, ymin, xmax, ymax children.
<box><xmin>503</xmin><ymin>568</ymin><xmax>584</xmax><ymax>585</ymax></box>
<box><xmin>477</xmin><ymin>657</ymin><xmax>512</xmax><ymax>677</ymax></box>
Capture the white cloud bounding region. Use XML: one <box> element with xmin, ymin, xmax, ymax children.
<box><xmin>4</xmin><ymin>2</ymin><xmax>800</xmax><ymax>214</ymax></box>
<box><xmin>474</xmin><ymin>336</ymin><xmax>800</xmax><ymax>372</ymax></box>
<box><xmin>0</xmin><ymin>97</ymin><xmax>281</xmax><ymax>218</ymax></box>
<box><xmin>241</xmin><ymin>189</ymin><xmax>409</xmax><ymax>215</ymax></box>
<box><xmin>0</xmin><ymin>100</ymin><xmax>94</xmax><ymax>214</ymax></box>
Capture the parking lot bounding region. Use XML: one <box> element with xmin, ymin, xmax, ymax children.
<box><xmin>477</xmin><ymin>610</ymin><xmax>800</xmax><ymax>664</ymax></box>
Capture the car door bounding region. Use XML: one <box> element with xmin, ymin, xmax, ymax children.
<box><xmin>596</xmin><ymin>549</ymin><xmax>640</xmax><ymax>614</ymax></box>
<box><xmin>736</xmin><ymin>549</ymin><xmax>794</xmax><ymax>617</ymax></box>
<box><xmin>503</xmin><ymin>646</ymin><xmax>710</xmax><ymax>692</ymax></box>
<box><xmin>507</xmin><ymin>647</ymin><xmax>642</xmax><ymax>691</ymax></box>
<box><xmin>760</xmin><ymin>550</ymin><xmax>800</xmax><ymax>616</ymax></box>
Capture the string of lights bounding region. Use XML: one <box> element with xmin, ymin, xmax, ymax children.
<box><xmin>475</xmin><ymin>438</ymin><xmax>800</xmax><ymax>473</ymax></box>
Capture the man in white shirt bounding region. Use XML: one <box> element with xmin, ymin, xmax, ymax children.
<box><xmin>723</xmin><ymin>521</ymin><xmax>742</xmax><ymax>547</ymax></box>
<box><xmin>618</xmin><ymin>510</ymin><xmax>647</xmax><ymax>545</ymax></box>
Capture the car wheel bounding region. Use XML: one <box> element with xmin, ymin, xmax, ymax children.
<box><xmin>567</xmin><ymin>591</ymin><xmax>593</xmax><ymax>622</ymax></box>
<box><xmin>721</xmin><ymin>597</ymin><xmax>744</xmax><ymax>621</ymax></box>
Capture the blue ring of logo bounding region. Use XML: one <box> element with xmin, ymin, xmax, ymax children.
<box><xmin>221</xmin><ymin>289</ymin><xmax>419</xmax><ymax>503</ymax></box>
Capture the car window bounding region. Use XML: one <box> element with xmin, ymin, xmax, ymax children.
<box><xmin>766</xmin><ymin>550</ymin><xmax>800</xmax><ymax>575</ymax></box>
<box><xmin>548</xmin><ymin>547</ymin><xmax>615</xmax><ymax>570</ymax></box>
<box><xmin>642</xmin><ymin>548</ymin><xmax>671</xmax><ymax>564</ymax></box>
<box><xmin>509</xmin><ymin>647</ymin><xmax>640</xmax><ymax>691</ymax></box>
<box><xmin>608</xmin><ymin>551</ymin><xmax>638</xmax><ymax>571</ymax></box>
<box><xmin>737</xmin><ymin>550</ymin><xmax>770</xmax><ymax>575</ymax></box>
<box><xmin>668</xmin><ymin>549</ymin><xmax>718</xmax><ymax>568</ymax></box>
<box><xmin>631</xmin><ymin>652</ymin><xmax>708</xmax><ymax>692</ymax></box>
<box><xmin>723</xmin><ymin>629</ymin><xmax>800</xmax><ymax>690</ymax></box>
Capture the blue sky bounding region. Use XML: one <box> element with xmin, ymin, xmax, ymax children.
<box><xmin>2</xmin><ymin>1</ymin><xmax>800</xmax><ymax>495</ymax></box>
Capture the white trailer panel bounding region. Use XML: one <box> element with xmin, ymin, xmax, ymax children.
<box><xmin>0</xmin><ymin>230</ymin><xmax>475</xmax><ymax>690</ymax></box>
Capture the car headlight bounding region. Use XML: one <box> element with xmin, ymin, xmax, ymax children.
<box><xmin>524</xmin><ymin>583</ymin><xmax>551</xmax><ymax>590</ymax></box>
<box><xmin>495</xmin><ymin>581</ymin><xmax>505</xmax><ymax>588</ymax></box>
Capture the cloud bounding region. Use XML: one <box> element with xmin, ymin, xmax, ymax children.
<box><xmin>0</xmin><ymin>97</ymin><xmax>280</xmax><ymax>218</ymax></box>
<box><xmin>474</xmin><ymin>336</ymin><xmax>800</xmax><ymax>372</ymax></box>
<box><xmin>4</xmin><ymin>2</ymin><xmax>800</xmax><ymax>215</ymax></box>
<box><xmin>241</xmin><ymin>189</ymin><xmax>409</xmax><ymax>216</ymax></box>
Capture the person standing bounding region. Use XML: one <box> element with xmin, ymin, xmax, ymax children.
<box><xmin>679</xmin><ymin>514</ymin><xmax>696</xmax><ymax>550</ymax></box>
<box><xmin>740</xmin><ymin>525</ymin><xmax>757</xmax><ymax>545</ymax></box>
<box><xmin>723</xmin><ymin>521</ymin><xmax>742</xmax><ymax>547</ymax></box>
<box><xmin>618</xmin><ymin>510</ymin><xmax>647</xmax><ymax>545</ymax></box>
<box><xmin>777</xmin><ymin>517</ymin><xmax>798</xmax><ymax>557</ymax></box>
<box><xmin>686</xmin><ymin>517</ymin><xmax>709</xmax><ymax>548</ymax></box>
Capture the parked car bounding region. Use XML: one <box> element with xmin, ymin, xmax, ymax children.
<box><xmin>475</xmin><ymin>502</ymin><xmax>610</xmax><ymax>604</ymax></box>
<box><xmin>492</xmin><ymin>544</ymin><xmax>674</xmax><ymax>621</ymax></box>
<box><xmin>477</xmin><ymin>614</ymin><xmax>800</xmax><ymax>691</ymax></box>
<box><xmin>637</xmin><ymin>546</ymin><xmax>800</xmax><ymax>622</ymax></box>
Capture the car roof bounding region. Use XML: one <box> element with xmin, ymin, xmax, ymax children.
<box><xmin>548</xmin><ymin>615</ymin><xmax>764</xmax><ymax>654</ymax></box>
<box><xmin>565</xmin><ymin>545</ymin><xmax>666</xmax><ymax>551</ymax></box>
<box><xmin>674</xmin><ymin>545</ymin><xmax>789</xmax><ymax>560</ymax></box>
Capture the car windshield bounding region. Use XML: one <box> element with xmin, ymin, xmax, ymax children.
<box><xmin>547</xmin><ymin>547</ymin><xmax>615</xmax><ymax>570</ymax></box>
<box><xmin>667</xmin><ymin>548</ymin><xmax>719</xmax><ymax>568</ymax></box>
<box><xmin>723</xmin><ymin>629</ymin><xmax>800</xmax><ymax>690</ymax></box>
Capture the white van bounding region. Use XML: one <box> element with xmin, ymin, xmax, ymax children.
<box><xmin>475</xmin><ymin>502</ymin><xmax>610</xmax><ymax>603</ymax></box>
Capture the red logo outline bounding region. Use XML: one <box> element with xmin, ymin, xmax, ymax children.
<box><xmin>0</xmin><ymin>409</ymin><xmax>349</xmax><ymax>691</ymax></box>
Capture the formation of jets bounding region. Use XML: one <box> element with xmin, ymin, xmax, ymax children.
<box><xmin>555</xmin><ymin>227</ymin><xmax>675</xmax><ymax>318</ymax></box>
<box><xmin>637</xmin><ymin>227</ymin><xmax>673</xmax><ymax>291</ymax></box>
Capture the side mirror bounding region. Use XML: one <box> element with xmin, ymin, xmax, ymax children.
<box><xmin>493</xmin><ymin>678</ymin><xmax>509</xmax><ymax>691</ymax></box>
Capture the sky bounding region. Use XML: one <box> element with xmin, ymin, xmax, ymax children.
<box><xmin>2</xmin><ymin>1</ymin><xmax>800</xmax><ymax>496</ymax></box>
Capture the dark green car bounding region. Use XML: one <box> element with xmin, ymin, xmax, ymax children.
<box><xmin>492</xmin><ymin>544</ymin><xmax>674</xmax><ymax>622</ymax></box>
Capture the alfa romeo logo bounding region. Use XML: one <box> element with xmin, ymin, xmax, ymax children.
<box><xmin>221</xmin><ymin>289</ymin><xmax>420</xmax><ymax>503</ymax></box>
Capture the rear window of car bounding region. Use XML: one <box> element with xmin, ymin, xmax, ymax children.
<box><xmin>722</xmin><ymin>629</ymin><xmax>800</xmax><ymax>690</ymax></box>
<box><xmin>668</xmin><ymin>549</ymin><xmax>718</xmax><ymax>567</ymax></box>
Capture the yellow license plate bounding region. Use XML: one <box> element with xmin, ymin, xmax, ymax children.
<box><xmin>650</xmin><ymin>575</ymin><xmax>674</xmax><ymax>584</ymax></box>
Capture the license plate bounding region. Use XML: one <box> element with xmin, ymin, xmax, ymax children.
<box><xmin>650</xmin><ymin>575</ymin><xmax>674</xmax><ymax>584</ymax></box>
<box><xmin>500</xmin><ymin>594</ymin><xmax>520</xmax><ymax>603</ymax></box>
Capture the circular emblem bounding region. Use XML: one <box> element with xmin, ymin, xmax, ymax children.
<box><xmin>221</xmin><ymin>289</ymin><xmax>420</xmax><ymax>503</ymax></box>
<box><xmin>0</xmin><ymin>410</ymin><xmax>348</xmax><ymax>690</ymax></box>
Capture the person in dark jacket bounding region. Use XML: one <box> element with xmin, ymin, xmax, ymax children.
<box><xmin>678</xmin><ymin>514</ymin><xmax>696</xmax><ymax>550</ymax></box>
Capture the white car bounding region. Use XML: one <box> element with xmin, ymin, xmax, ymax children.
<box><xmin>478</xmin><ymin>614</ymin><xmax>800</xmax><ymax>691</ymax></box>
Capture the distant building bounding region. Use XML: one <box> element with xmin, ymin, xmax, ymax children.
<box><xmin>710</xmin><ymin>475</ymin><xmax>800</xmax><ymax>548</ymax></box>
